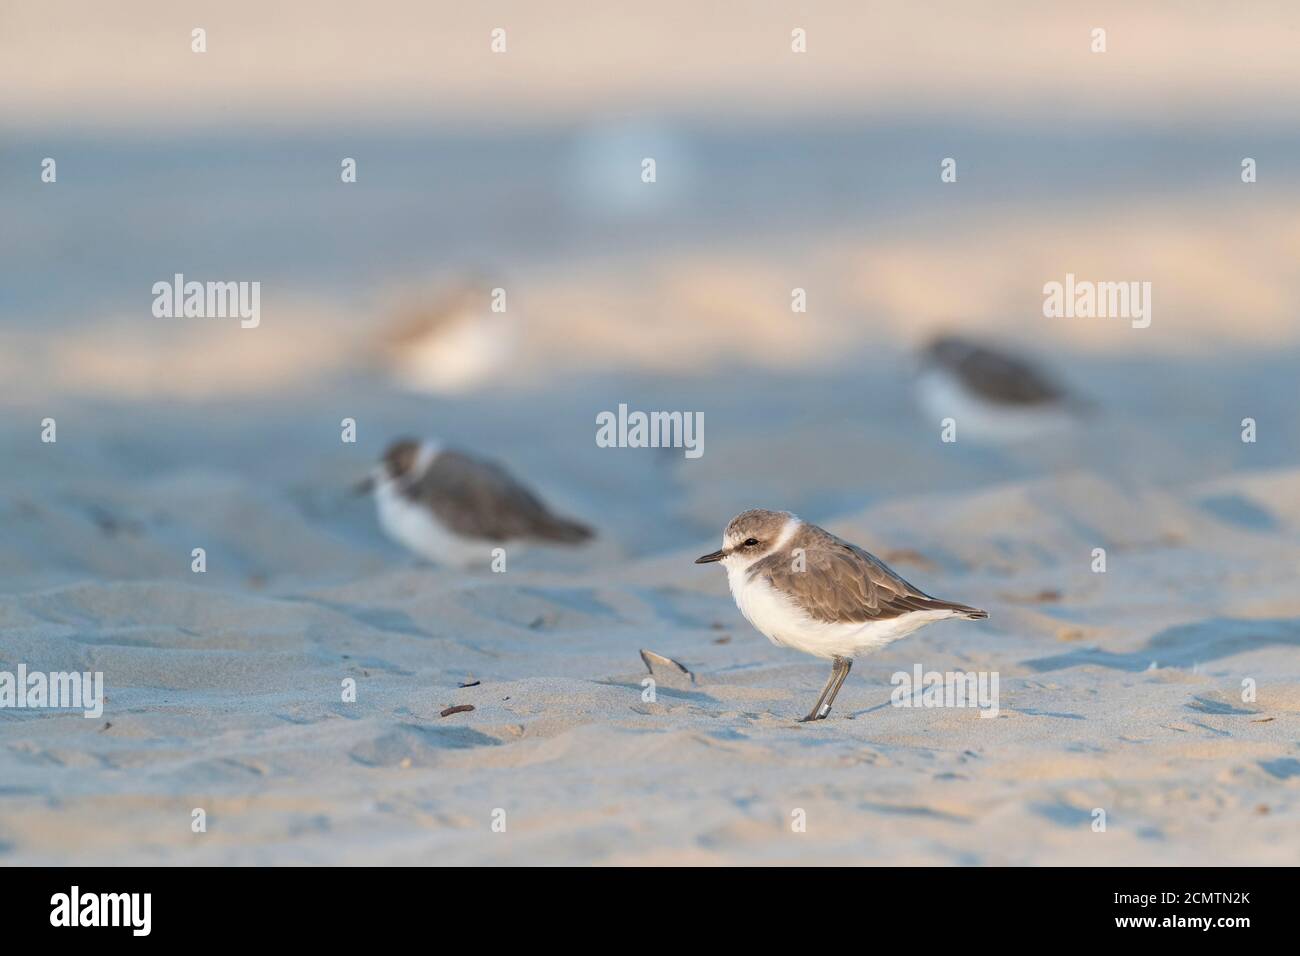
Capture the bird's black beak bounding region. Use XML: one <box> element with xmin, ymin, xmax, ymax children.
<box><xmin>694</xmin><ymin>549</ymin><xmax>726</xmax><ymax>564</ymax></box>
<box><xmin>352</xmin><ymin>476</ymin><xmax>375</xmax><ymax>496</ymax></box>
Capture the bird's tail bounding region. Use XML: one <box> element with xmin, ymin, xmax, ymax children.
<box><xmin>537</xmin><ymin>514</ymin><xmax>595</xmax><ymax>544</ymax></box>
<box><xmin>903</xmin><ymin>594</ymin><xmax>989</xmax><ymax>620</ymax></box>
<box><xmin>928</xmin><ymin>599</ymin><xmax>988</xmax><ymax>620</ymax></box>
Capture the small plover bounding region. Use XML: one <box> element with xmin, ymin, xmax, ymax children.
<box><xmin>381</xmin><ymin>280</ymin><xmax>517</xmax><ymax>395</ymax></box>
<box><xmin>356</xmin><ymin>439</ymin><xmax>593</xmax><ymax>567</ymax></box>
<box><xmin>696</xmin><ymin>509</ymin><xmax>986</xmax><ymax>722</ymax></box>
<box><xmin>915</xmin><ymin>334</ymin><xmax>1084</xmax><ymax>442</ymax></box>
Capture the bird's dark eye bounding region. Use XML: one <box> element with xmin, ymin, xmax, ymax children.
<box><xmin>743</xmin><ymin>538</ymin><xmax>760</xmax><ymax>547</ymax></box>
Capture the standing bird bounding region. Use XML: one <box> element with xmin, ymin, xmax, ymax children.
<box><xmin>915</xmin><ymin>334</ymin><xmax>1086</xmax><ymax>442</ymax></box>
<box><xmin>696</xmin><ymin>509</ymin><xmax>986</xmax><ymax>722</ymax></box>
<box><xmin>356</xmin><ymin>439</ymin><xmax>593</xmax><ymax>568</ymax></box>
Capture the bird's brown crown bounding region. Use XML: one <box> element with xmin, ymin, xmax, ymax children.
<box><xmin>723</xmin><ymin>509</ymin><xmax>796</xmax><ymax>553</ymax></box>
<box><xmin>382</xmin><ymin>439</ymin><xmax>422</xmax><ymax>479</ymax></box>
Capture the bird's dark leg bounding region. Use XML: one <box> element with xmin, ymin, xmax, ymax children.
<box><xmin>821</xmin><ymin>657</ymin><xmax>853</xmax><ymax>718</ymax></box>
<box><xmin>798</xmin><ymin>656</ymin><xmax>851</xmax><ymax>722</ymax></box>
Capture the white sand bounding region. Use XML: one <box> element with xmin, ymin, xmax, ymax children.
<box><xmin>3</xmin><ymin>340</ymin><xmax>1299</xmax><ymax>864</ymax></box>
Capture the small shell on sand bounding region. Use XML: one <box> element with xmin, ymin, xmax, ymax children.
<box><xmin>639</xmin><ymin>650</ymin><xmax>696</xmax><ymax>689</ymax></box>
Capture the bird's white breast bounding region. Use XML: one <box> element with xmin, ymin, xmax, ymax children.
<box><xmin>727</xmin><ymin>563</ymin><xmax>802</xmax><ymax>644</ymax></box>
<box><xmin>374</xmin><ymin>482</ymin><xmax>500</xmax><ymax>568</ymax></box>
<box><xmin>915</xmin><ymin>367</ymin><xmax>1072</xmax><ymax>443</ymax></box>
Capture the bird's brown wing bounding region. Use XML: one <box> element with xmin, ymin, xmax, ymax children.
<box><xmin>927</xmin><ymin>336</ymin><xmax>1065</xmax><ymax>406</ymax></box>
<box><xmin>405</xmin><ymin>450</ymin><xmax>592</xmax><ymax>543</ymax></box>
<box><xmin>751</xmin><ymin>527</ymin><xmax>982</xmax><ymax>624</ymax></box>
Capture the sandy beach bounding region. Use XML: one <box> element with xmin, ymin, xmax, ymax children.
<box><xmin>2</xmin><ymin>1</ymin><xmax>1299</xmax><ymax>866</ymax></box>
<box><xmin>3</xmin><ymin>335</ymin><xmax>1299</xmax><ymax>864</ymax></box>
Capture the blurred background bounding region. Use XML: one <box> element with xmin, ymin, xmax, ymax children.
<box><xmin>2</xmin><ymin>0</ymin><xmax>1299</xmax><ymax>587</ymax></box>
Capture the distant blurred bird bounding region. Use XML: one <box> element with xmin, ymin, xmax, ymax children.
<box><xmin>381</xmin><ymin>280</ymin><xmax>516</xmax><ymax>395</ymax></box>
<box><xmin>356</xmin><ymin>439</ymin><xmax>593</xmax><ymax>567</ymax></box>
<box><xmin>915</xmin><ymin>334</ymin><xmax>1086</xmax><ymax>442</ymax></box>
